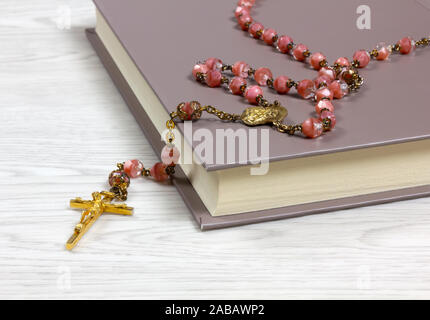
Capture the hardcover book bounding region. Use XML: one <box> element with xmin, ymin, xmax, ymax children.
<box><xmin>87</xmin><ymin>0</ymin><xmax>430</xmax><ymax>229</ymax></box>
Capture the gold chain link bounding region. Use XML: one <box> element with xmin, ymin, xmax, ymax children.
<box><xmin>165</xmin><ymin>119</ymin><xmax>176</xmax><ymax>143</ymax></box>
<box><xmin>200</xmin><ymin>105</ymin><xmax>241</xmax><ymax>122</ymax></box>
<box><xmin>272</xmin><ymin>121</ymin><xmax>302</xmax><ymax>135</ymax></box>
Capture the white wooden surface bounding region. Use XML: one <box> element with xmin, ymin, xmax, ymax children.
<box><xmin>1</xmin><ymin>0</ymin><xmax>430</xmax><ymax>299</ymax></box>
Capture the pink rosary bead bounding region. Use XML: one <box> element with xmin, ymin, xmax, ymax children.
<box><xmin>315</xmin><ymin>87</ymin><xmax>334</xmax><ymax>102</ymax></box>
<box><xmin>335</xmin><ymin>57</ymin><xmax>351</xmax><ymax>67</ymax></box>
<box><xmin>262</xmin><ymin>28</ymin><xmax>277</xmax><ymax>45</ymax></box>
<box><xmin>302</xmin><ymin>118</ymin><xmax>323</xmax><ymax>139</ymax></box>
<box><xmin>320</xmin><ymin>110</ymin><xmax>336</xmax><ymax>130</ymax></box>
<box><xmin>249</xmin><ymin>22</ymin><xmax>264</xmax><ymax>39</ymax></box>
<box><xmin>238</xmin><ymin>13</ymin><xmax>253</xmax><ymax>30</ymax></box>
<box><xmin>205</xmin><ymin>70</ymin><xmax>222</xmax><ymax>87</ymax></box>
<box><xmin>245</xmin><ymin>85</ymin><xmax>263</xmax><ymax>104</ymax></box>
<box><xmin>315</xmin><ymin>100</ymin><xmax>334</xmax><ymax>115</ymax></box>
<box><xmin>314</xmin><ymin>75</ymin><xmax>332</xmax><ymax>88</ymax></box>
<box><xmin>254</xmin><ymin>67</ymin><xmax>273</xmax><ymax>86</ymax></box>
<box><xmin>309</xmin><ymin>52</ymin><xmax>326</xmax><ymax>70</ymax></box>
<box><xmin>273</xmin><ymin>76</ymin><xmax>291</xmax><ymax>94</ymax></box>
<box><xmin>292</xmin><ymin>44</ymin><xmax>309</xmax><ymax>62</ymax></box>
<box><xmin>398</xmin><ymin>37</ymin><xmax>415</xmax><ymax>54</ymax></box>
<box><xmin>318</xmin><ymin>67</ymin><xmax>336</xmax><ymax>81</ymax></box>
<box><xmin>124</xmin><ymin>159</ymin><xmax>144</xmax><ymax>178</ymax></box>
<box><xmin>150</xmin><ymin>162</ymin><xmax>169</xmax><ymax>182</ymax></box>
<box><xmin>181</xmin><ymin>102</ymin><xmax>195</xmax><ymax>120</ymax></box>
<box><xmin>353</xmin><ymin>50</ymin><xmax>371</xmax><ymax>68</ymax></box>
<box><xmin>237</xmin><ymin>0</ymin><xmax>255</xmax><ymax>9</ymax></box>
<box><xmin>161</xmin><ymin>145</ymin><xmax>180</xmax><ymax>166</ymax></box>
<box><xmin>277</xmin><ymin>35</ymin><xmax>293</xmax><ymax>53</ymax></box>
<box><xmin>205</xmin><ymin>58</ymin><xmax>223</xmax><ymax>71</ymax></box>
<box><xmin>329</xmin><ymin>80</ymin><xmax>349</xmax><ymax>99</ymax></box>
<box><xmin>297</xmin><ymin>79</ymin><xmax>315</xmax><ymax>99</ymax></box>
<box><xmin>229</xmin><ymin>77</ymin><xmax>247</xmax><ymax>95</ymax></box>
<box><xmin>192</xmin><ymin>64</ymin><xmax>209</xmax><ymax>79</ymax></box>
<box><xmin>376</xmin><ymin>43</ymin><xmax>391</xmax><ymax>61</ymax></box>
<box><xmin>235</xmin><ymin>6</ymin><xmax>249</xmax><ymax>19</ymax></box>
<box><xmin>232</xmin><ymin>61</ymin><xmax>250</xmax><ymax>78</ymax></box>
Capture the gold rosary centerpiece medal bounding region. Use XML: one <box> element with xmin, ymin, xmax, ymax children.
<box><xmin>240</xmin><ymin>102</ymin><xmax>288</xmax><ymax>126</ymax></box>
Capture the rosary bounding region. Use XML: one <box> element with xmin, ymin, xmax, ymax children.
<box><xmin>65</xmin><ymin>0</ymin><xmax>430</xmax><ymax>249</ymax></box>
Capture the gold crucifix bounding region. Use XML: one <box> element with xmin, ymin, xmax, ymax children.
<box><xmin>66</xmin><ymin>191</ymin><xmax>133</xmax><ymax>250</ymax></box>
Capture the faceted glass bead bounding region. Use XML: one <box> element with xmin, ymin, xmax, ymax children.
<box><xmin>302</xmin><ymin>118</ymin><xmax>323</xmax><ymax>139</ymax></box>
<box><xmin>297</xmin><ymin>79</ymin><xmax>315</xmax><ymax>99</ymax></box>
<box><xmin>179</xmin><ymin>101</ymin><xmax>201</xmax><ymax>121</ymax></box>
<box><xmin>150</xmin><ymin>162</ymin><xmax>169</xmax><ymax>182</ymax></box>
<box><xmin>314</xmin><ymin>75</ymin><xmax>332</xmax><ymax>88</ymax></box>
<box><xmin>205</xmin><ymin>58</ymin><xmax>223</xmax><ymax>70</ymax></box>
<box><xmin>273</xmin><ymin>76</ymin><xmax>290</xmax><ymax>94</ymax></box>
<box><xmin>277</xmin><ymin>35</ymin><xmax>293</xmax><ymax>53</ymax></box>
<box><xmin>262</xmin><ymin>28</ymin><xmax>277</xmax><ymax>45</ymax></box>
<box><xmin>254</xmin><ymin>67</ymin><xmax>273</xmax><ymax>86</ymax></box>
<box><xmin>335</xmin><ymin>57</ymin><xmax>350</xmax><ymax>67</ymax></box>
<box><xmin>309</xmin><ymin>52</ymin><xmax>326</xmax><ymax>70</ymax></box>
<box><xmin>237</xmin><ymin>0</ymin><xmax>255</xmax><ymax>9</ymax></box>
<box><xmin>235</xmin><ymin>6</ymin><xmax>249</xmax><ymax>19</ymax></box>
<box><xmin>292</xmin><ymin>44</ymin><xmax>308</xmax><ymax>62</ymax></box>
<box><xmin>318</xmin><ymin>67</ymin><xmax>336</xmax><ymax>81</ymax></box>
<box><xmin>192</xmin><ymin>64</ymin><xmax>209</xmax><ymax>80</ymax></box>
<box><xmin>315</xmin><ymin>87</ymin><xmax>334</xmax><ymax>102</ymax></box>
<box><xmin>229</xmin><ymin>77</ymin><xmax>247</xmax><ymax>95</ymax></box>
<box><xmin>181</xmin><ymin>102</ymin><xmax>194</xmax><ymax>120</ymax></box>
<box><xmin>315</xmin><ymin>100</ymin><xmax>334</xmax><ymax>115</ymax></box>
<box><xmin>353</xmin><ymin>50</ymin><xmax>371</xmax><ymax>68</ymax></box>
<box><xmin>161</xmin><ymin>145</ymin><xmax>180</xmax><ymax>166</ymax></box>
<box><xmin>320</xmin><ymin>111</ymin><xmax>336</xmax><ymax>130</ymax></box>
<box><xmin>245</xmin><ymin>85</ymin><xmax>263</xmax><ymax>104</ymax></box>
<box><xmin>232</xmin><ymin>61</ymin><xmax>250</xmax><ymax>78</ymax></box>
<box><xmin>238</xmin><ymin>13</ymin><xmax>253</xmax><ymax>30</ymax></box>
<box><xmin>398</xmin><ymin>37</ymin><xmax>415</xmax><ymax>54</ymax></box>
<box><xmin>109</xmin><ymin>170</ymin><xmax>130</xmax><ymax>187</ymax></box>
<box><xmin>124</xmin><ymin>159</ymin><xmax>144</xmax><ymax>178</ymax></box>
<box><xmin>249</xmin><ymin>22</ymin><xmax>264</xmax><ymax>39</ymax></box>
<box><xmin>329</xmin><ymin>80</ymin><xmax>349</xmax><ymax>99</ymax></box>
<box><xmin>375</xmin><ymin>42</ymin><xmax>391</xmax><ymax>61</ymax></box>
<box><xmin>206</xmin><ymin>70</ymin><xmax>222</xmax><ymax>87</ymax></box>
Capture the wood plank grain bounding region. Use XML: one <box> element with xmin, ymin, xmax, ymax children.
<box><xmin>0</xmin><ymin>0</ymin><xmax>430</xmax><ymax>299</ymax></box>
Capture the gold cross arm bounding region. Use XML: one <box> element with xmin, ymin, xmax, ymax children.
<box><xmin>70</xmin><ymin>198</ymin><xmax>134</xmax><ymax>215</ymax></box>
<box><xmin>66</xmin><ymin>192</ymin><xmax>133</xmax><ymax>250</ymax></box>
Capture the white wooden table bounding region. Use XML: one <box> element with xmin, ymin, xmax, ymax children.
<box><xmin>1</xmin><ymin>0</ymin><xmax>430</xmax><ymax>299</ymax></box>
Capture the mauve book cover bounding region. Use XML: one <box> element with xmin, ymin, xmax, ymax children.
<box><xmin>87</xmin><ymin>0</ymin><xmax>430</xmax><ymax>229</ymax></box>
<box><xmin>93</xmin><ymin>0</ymin><xmax>430</xmax><ymax>171</ymax></box>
